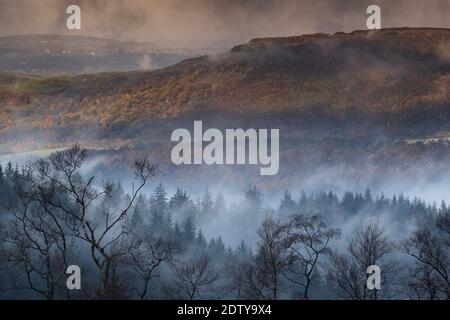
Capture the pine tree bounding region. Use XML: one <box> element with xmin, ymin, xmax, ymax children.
<box><xmin>150</xmin><ymin>183</ymin><xmax>169</xmax><ymax>228</ymax></box>
<box><xmin>182</xmin><ymin>215</ymin><xmax>196</xmax><ymax>243</ymax></box>
<box><xmin>151</xmin><ymin>183</ymin><xmax>168</xmax><ymax>212</ymax></box>
<box><xmin>342</xmin><ymin>191</ymin><xmax>356</xmax><ymax>214</ymax></box>
<box><xmin>208</xmin><ymin>237</ymin><xmax>226</xmax><ymax>257</ymax></box>
<box><xmin>0</xmin><ymin>164</ymin><xmax>4</xmax><ymax>187</ymax></box>
<box><xmin>440</xmin><ymin>200</ymin><xmax>447</xmax><ymax>214</ymax></box>
<box><xmin>196</xmin><ymin>230</ymin><xmax>207</xmax><ymax>247</ymax></box>
<box><xmin>364</xmin><ymin>188</ymin><xmax>373</xmax><ymax>203</ymax></box>
<box><xmin>169</xmin><ymin>188</ymin><xmax>189</xmax><ymax>210</ymax></box>
<box><xmin>173</xmin><ymin>222</ymin><xmax>182</xmax><ymax>240</ymax></box>
<box><xmin>129</xmin><ymin>203</ymin><xmax>145</xmax><ymax>234</ymax></box>
<box><xmin>215</xmin><ymin>236</ymin><xmax>226</xmax><ymax>253</ymax></box>
<box><xmin>213</xmin><ymin>192</ymin><xmax>226</xmax><ymax>214</ymax></box>
<box><xmin>236</xmin><ymin>240</ymin><xmax>252</xmax><ymax>261</ymax></box>
<box><xmin>244</xmin><ymin>184</ymin><xmax>263</xmax><ymax>211</ymax></box>
<box><xmin>201</xmin><ymin>188</ymin><xmax>214</xmax><ymax>217</ymax></box>
<box><xmin>0</xmin><ymin>164</ymin><xmax>5</xmax><ymax>202</ymax></box>
<box><xmin>279</xmin><ymin>190</ymin><xmax>297</xmax><ymax>215</ymax></box>
<box><xmin>299</xmin><ymin>190</ymin><xmax>308</xmax><ymax>209</ymax></box>
<box><xmin>4</xmin><ymin>162</ymin><xmax>13</xmax><ymax>177</ymax></box>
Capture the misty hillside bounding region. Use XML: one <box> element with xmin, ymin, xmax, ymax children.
<box><xmin>1</xmin><ymin>28</ymin><xmax>449</xmax><ymax>130</ymax></box>
<box><xmin>0</xmin><ymin>28</ymin><xmax>450</xmax><ymax>188</ymax></box>
<box><xmin>0</xmin><ymin>34</ymin><xmax>192</xmax><ymax>75</ymax></box>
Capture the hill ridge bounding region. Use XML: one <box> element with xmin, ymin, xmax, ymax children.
<box><xmin>0</xmin><ymin>27</ymin><xmax>449</xmax><ymax>153</ymax></box>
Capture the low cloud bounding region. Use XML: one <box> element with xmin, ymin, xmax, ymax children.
<box><xmin>0</xmin><ymin>0</ymin><xmax>449</xmax><ymax>49</ymax></box>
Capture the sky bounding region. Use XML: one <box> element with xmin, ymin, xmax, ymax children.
<box><xmin>0</xmin><ymin>0</ymin><xmax>449</xmax><ymax>48</ymax></box>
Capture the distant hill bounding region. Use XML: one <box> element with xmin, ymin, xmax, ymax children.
<box><xmin>0</xmin><ymin>34</ymin><xmax>192</xmax><ymax>75</ymax></box>
<box><xmin>0</xmin><ymin>28</ymin><xmax>449</xmax><ymax>154</ymax></box>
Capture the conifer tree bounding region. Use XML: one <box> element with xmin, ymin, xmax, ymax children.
<box><xmin>279</xmin><ymin>190</ymin><xmax>297</xmax><ymax>215</ymax></box>
<box><xmin>201</xmin><ymin>188</ymin><xmax>214</xmax><ymax>217</ymax></box>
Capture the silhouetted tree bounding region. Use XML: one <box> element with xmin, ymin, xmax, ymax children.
<box><xmin>169</xmin><ymin>254</ymin><xmax>219</xmax><ymax>299</ymax></box>
<box><xmin>327</xmin><ymin>222</ymin><xmax>394</xmax><ymax>300</ymax></box>
<box><xmin>127</xmin><ymin>234</ymin><xmax>181</xmax><ymax>299</ymax></box>
<box><xmin>402</xmin><ymin>214</ymin><xmax>450</xmax><ymax>299</ymax></box>
<box><xmin>254</xmin><ymin>217</ymin><xmax>291</xmax><ymax>299</ymax></box>
<box><xmin>284</xmin><ymin>214</ymin><xmax>340</xmax><ymax>299</ymax></box>
<box><xmin>30</xmin><ymin>145</ymin><xmax>156</xmax><ymax>298</ymax></box>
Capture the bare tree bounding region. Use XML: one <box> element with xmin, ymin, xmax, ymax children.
<box><xmin>254</xmin><ymin>217</ymin><xmax>292</xmax><ymax>300</ymax></box>
<box><xmin>31</xmin><ymin>145</ymin><xmax>156</xmax><ymax>298</ymax></box>
<box><xmin>284</xmin><ymin>214</ymin><xmax>340</xmax><ymax>300</ymax></box>
<box><xmin>127</xmin><ymin>234</ymin><xmax>181</xmax><ymax>299</ymax></box>
<box><xmin>406</xmin><ymin>264</ymin><xmax>442</xmax><ymax>300</ymax></box>
<box><xmin>0</xmin><ymin>170</ymin><xmax>68</xmax><ymax>299</ymax></box>
<box><xmin>326</xmin><ymin>222</ymin><xmax>394</xmax><ymax>300</ymax></box>
<box><xmin>224</xmin><ymin>244</ymin><xmax>266</xmax><ymax>300</ymax></box>
<box><xmin>225</xmin><ymin>256</ymin><xmax>253</xmax><ymax>300</ymax></box>
<box><xmin>239</xmin><ymin>261</ymin><xmax>273</xmax><ymax>300</ymax></box>
<box><xmin>437</xmin><ymin>214</ymin><xmax>450</xmax><ymax>246</ymax></box>
<box><xmin>401</xmin><ymin>215</ymin><xmax>450</xmax><ymax>300</ymax></box>
<box><xmin>169</xmin><ymin>254</ymin><xmax>219</xmax><ymax>300</ymax></box>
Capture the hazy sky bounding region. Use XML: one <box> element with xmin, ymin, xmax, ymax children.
<box><xmin>0</xmin><ymin>0</ymin><xmax>449</xmax><ymax>48</ymax></box>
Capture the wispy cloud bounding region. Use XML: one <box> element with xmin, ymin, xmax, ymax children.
<box><xmin>0</xmin><ymin>0</ymin><xmax>449</xmax><ymax>48</ymax></box>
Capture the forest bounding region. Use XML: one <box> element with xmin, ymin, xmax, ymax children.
<box><xmin>0</xmin><ymin>145</ymin><xmax>448</xmax><ymax>300</ymax></box>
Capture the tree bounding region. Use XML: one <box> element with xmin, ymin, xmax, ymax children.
<box><xmin>169</xmin><ymin>188</ymin><xmax>189</xmax><ymax>211</ymax></box>
<box><xmin>327</xmin><ymin>222</ymin><xmax>394</xmax><ymax>300</ymax></box>
<box><xmin>128</xmin><ymin>194</ymin><xmax>147</xmax><ymax>233</ymax></box>
<box><xmin>364</xmin><ymin>188</ymin><xmax>373</xmax><ymax>203</ymax></box>
<box><xmin>284</xmin><ymin>214</ymin><xmax>340</xmax><ymax>299</ymax></box>
<box><xmin>207</xmin><ymin>237</ymin><xmax>226</xmax><ymax>259</ymax></box>
<box><xmin>150</xmin><ymin>183</ymin><xmax>171</xmax><ymax>232</ymax></box>
<box><xmin>0</xmin><ymin>164</ymin><xmax>4</xmax><ymax>187</ymax></box>
<box><xmin>254</xmin><ymin>217</ymin><xmax>291</xmax><ymax>299</ymax></box>
<box><xmin>0</xmin><ymin>188</ymin><xmax>68</xmax><ymax>299</ymax></box>
<box><xmin>169</xmin><ymin>188</ymin><xmax>196</xmax><ymax>221</ymax></box>
<box><xmin>225</xmin><ymin>241</ymin><xmax>252</xmax><ymax>299</ymax></box>
<box><xmin>182</xmin><ymin>215</ymin><xmax>196</xmax><ymax>244</ymax></box>
<box><xmin>437</xmin><ymin>214</ymin><xmax>450</xmax><ymax>246</ymax></box>
<box><xmin>213</xmin><ymin>192</ymin><xmax>226</xmax><ymax>215</ymax></box>
<box><xmin>4</xmin><ymin>162</ymin><xmax>14</xmax><ymax>177</ymax></box>
<box><xmin>127</xmin><ymin>234</ymin><xmax>181</xmax><ymax>299</ymax></box>
<box><xmin>169</xmin><ymin>254</ymin><xmax>219</xmax><ymax>299</ymax></box>
<box><xmin>195</xmin><ymin>230</ymin><xmax>207</xmax><ymax>248</ymax></box>
<box><xmin>406</xmin><ymin>263</ymin><xmax>442</xmax><ymax>300</ymax></box>
<box><xmin>245</xmin><ymin>185</ymin><xmax>263</xmax><ymax>212</ymax></box>
<box><xmin>0</xmin><ymin>163</ymin><xmax>74</xmax><ymax>300</ymax></box>
<box><xmin>279</xmin><ymin>191</ymin><xmax>297</xmax><ymax>216</ymax></box>
<box><xmin>402</xmin><ymin>214</ymin><xmax>450</xmax><ymax>300</ymax></box>
<box><xmin>31</xmin><ymin>145</ymin><xmax>156</xmax><ymax>298</ymax></box>
<box><xmin>200</xmin><ymin>188</ymin><xmax>214</xmax><ymax>218</ymax></box>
